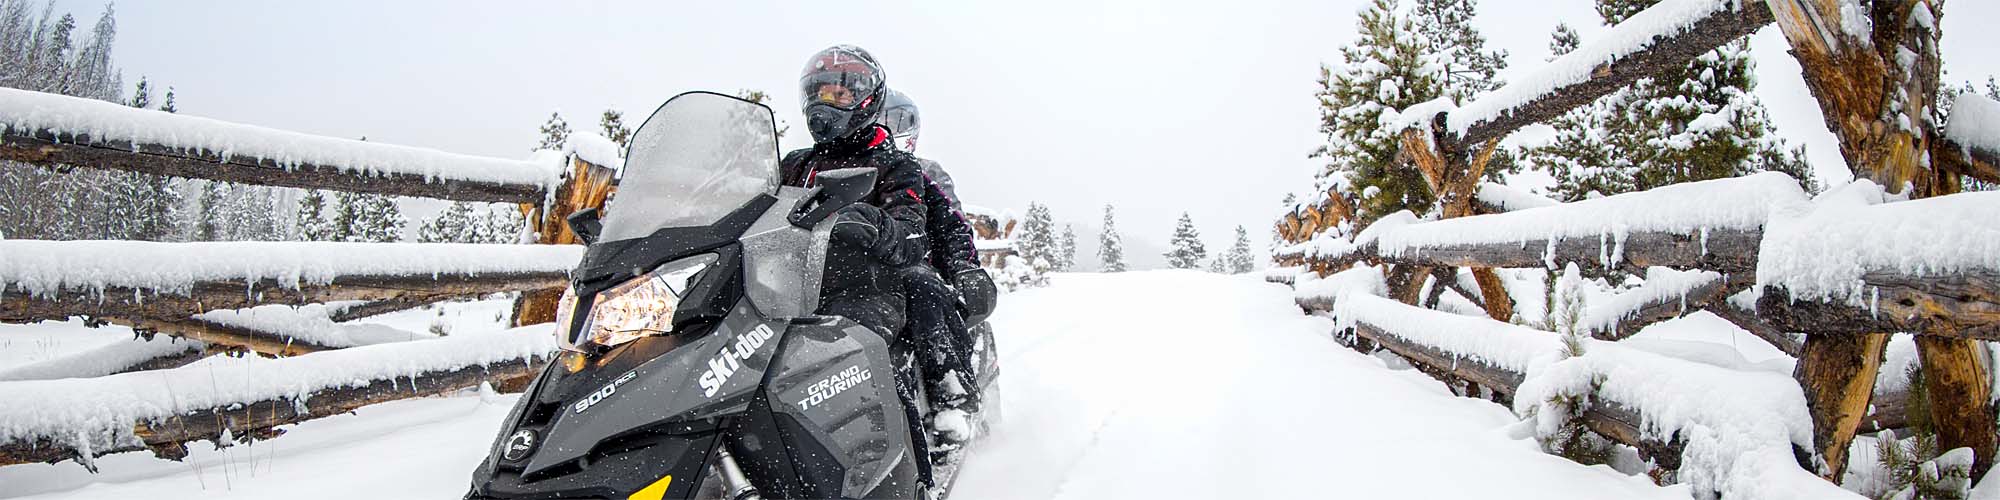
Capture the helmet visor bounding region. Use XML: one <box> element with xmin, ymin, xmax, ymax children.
<box><xmin>799</xmin><ymin>50</ymin><xmax>882</xmax><ymax>110</ymax></box>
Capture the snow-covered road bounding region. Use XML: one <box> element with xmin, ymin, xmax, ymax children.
<box><xmin>0</xmin><ymin>271</ymin><xmax>1683</xmax><ymax>499</ymax></box>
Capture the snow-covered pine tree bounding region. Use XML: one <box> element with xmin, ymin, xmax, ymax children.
<box><xmin>1098</xmin><ymin>204</ymin><xmax>1126</xmax><ymax>272</ymax></box>
<box><xmin>295</xmin><ymin>189</ymin><xmax>335</xmax><ymax>241</ymax></box>
<box><xmin>127</xmin><ymin>75</ymin><xmax>148</xmax><ymax>108</ymax></box>
<box><xmin>1225</xmin><ymin>225</ymin><xmax>1255</xmax><ymax>273</ymax></box>
<box><xmin>1055</xmin><ymin>224</ymin><xmax>1077</xmax><ymax>271</ymax></box>
<box><xmin>419</xmin><ymin>201</ymin><xmax>478</xmax><ymax>243</ymax></box>
<box><xmin>158</xmin><ymin>86</ymin><xmax>175</xmax><ymax>112</ymax></box>
<box><xmin>1015</xmin><ymin>202</ymin><xmax>1057</xmax><ymax>270</ymax></box>
<box><xmin>1207</xmin><ymin>257</ymin><xmax>1227</xmax><ymax>274</ymax></box>
<box><xmin>480</xmin><ymin>205</ymin><xmax>524</xmax><ymax>243</ymax></box>
<box><xmin>1412</xmin><ymin>0</ymin><xmax>1506</xmax><ymax>103</ymax></box>
<box><xmin>225</xmin><ymin>185</ymin><xmax>280</xmax><ymax>240</ymax></box>
<box><xmin>537</xmin><ymin>112</ymin><xmax>570</xmax><ymax>151</ymax></box>
<box><xmin>1315</xmin><ymin>0</ymin><xmax>1445</xmax><ymax>224</ymax></box>
<box><xmin>1523</xmin><ymin>23</ymin><xmax>1624</xmax><ymax>201</ymax></box>
<box><xmin>346</xmin><ymin>194</ymin><xmax>405</xmax><ymax>242</ymax></box>
<box><xmin>599</xmin><ymin>109</ymin><xmax>632</xmax><ymax>152</ymax></box>
<box><xmin>1163</xmin><ymin>212</ymin><xmax>1207</xmax><ymax>269</ymax></box>
<box><xmin>1535</xmin><ymin>0</ymin><xmax>1814</xmax><ymax>201</ymax></box>
<box><xmin>194</xmin><ymin>181</ymin><xmax>225</xmax><ymax>241</ymax></box>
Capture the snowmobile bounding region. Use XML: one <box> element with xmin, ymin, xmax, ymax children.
<box><xmin>465</xmin><ymin>91</ymin><xmax>998</xmax><ymax>500</ymax></box>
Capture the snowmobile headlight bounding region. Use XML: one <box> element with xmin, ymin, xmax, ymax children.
<box><xmin>559</xmin><ymin>254</ymin><xmax>716</xmax><ymax>353</ymax></box>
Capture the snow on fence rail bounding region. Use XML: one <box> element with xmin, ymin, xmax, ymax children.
<box><xmin>1443</xmin><ymin>0</ymin><xmax>1775</xmax><ymax>145</ymax></box>
<box><xmin>1325</xmin><ymin>292</ymin><xmax>1859</xmax><ymax>498</ymax></box>
<box><xmin>1756</xmin><ymin>185</ymin><xmax>2000</xmax><ymax>340</ymax></box>
<box><xmin>0</xmin><ymin>326</ymin><xmax>557</xmax><ymax>469</ymax></box>
<box><xmin>0</xmin><ymin>87</ymin><xmax>564</xmax><ymax>203</ymax></box>
<box><xmin>0</xmin><ymin>241</ymin><xmax>579</xmax><ymax>354</ymax></box>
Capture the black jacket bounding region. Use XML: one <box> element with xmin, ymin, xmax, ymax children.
<box><xmin>781</xmin><ymin>126</ymin><xmax>982</xmax><ymax>277</ymax></box>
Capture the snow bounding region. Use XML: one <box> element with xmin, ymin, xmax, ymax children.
<box><xmin>1375</xmin><ymin>172</ymin><xmax>1806</xmax><ymax>262</ymax></box>
<box><xmin>0</xmin><ymin>272</ymin><xmax>1691</xmax><ymax>499</ymax></box>
<box><xmin>195</xmin><ymin>303</ymin><xmax>437</xmax><ymax>348</ymax></box>
<box><xmin>1476</xmin><ymin>182</ymin><xmax>1559</xmax><ymax>212</ymax></box>
<box><xmin>0</xmin><ymin>87</ymin><xmax>563</xmax><ymax>188</ymax></box>
<box><xmin>0</xmin><ymin>325</ymin><xmax>558</xmax><ymax>467</ymax></box>
<box><xmin>1580</xmin><ymin>267</ymin><xmax>1723</xmax><ymax>337</ymax></box>
<box><xmin>0</xmin><ymin>241</ymin><xmax>582</xmax><ymax>299</ymax></box>
<box><xmin>1334</xmin><ymin>292</ymin><xmax>1565</xmax><ymax>375</ymax></box>
<box><xmin>1757</xmin><ymin>180</ymin><xmax>2000</xmax><ymax>305</ymax></box>
<box><xmin>0</xmin><ymin>334</ymin><xmax>202</xmax><ymax>382</ymax></box>
<box><xmin>1517</xmin><ymin>340</ymin><xmax>1851</xmax><ymax>499</ymax></box>
<box><xmin>1293</xmin><ymin>265</ymin><xmax>1386</xmax><ymax>309</ymax></box>
<box><xmin>563</xmin><ymin>131</ymin><xmax>624</xmax><ymax>171</ymax></box>
<box><xmin>1448</xmin><ymin>0</ymin><xmax>1749</xmax><ymax>135</ymax></box>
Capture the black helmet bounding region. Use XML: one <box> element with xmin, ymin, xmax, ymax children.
<box><xmin>875</xmin><ymin>89</ymin><xmax>920</xmax><ymax>152</ymax></box>
<box><xmin>799</xmin><ymin>45</ymin><xmax>887</xmax><ymax>143</ymax></box>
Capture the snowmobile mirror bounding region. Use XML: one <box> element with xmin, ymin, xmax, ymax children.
<box><xmin>567</xmin><ymin>208</ymin><xmax>604</xmax><ymax>245</ymax></box>
<box><xmin>789</xmin><ymin>167</ymin><xmax>879</xmax><ymax>228</ymax></box>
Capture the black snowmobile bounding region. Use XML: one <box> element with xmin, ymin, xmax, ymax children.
<box><xmin>465</xmin><ymin>91</ymin><xmax>998</xmax><ymax>500</ymax></box>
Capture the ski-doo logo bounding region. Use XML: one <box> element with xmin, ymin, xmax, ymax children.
<box><xmin>796</xmin><ymin>365</ymin><xmax>872</xmax><ymax>411</ymax></box>
<box><xmin>571</xmin><ymin>370</ymin><xmax>637</xmax><ymax>415</ymax></box>
<box><xmin>698</xmin><ymin>324</ymin><xmax>776</xmax><ymax>398</ymax></box>
<box><xmin>502</xmin><ymin>429</ymin><xmax>538</xmax><ymax>461</ymax></box>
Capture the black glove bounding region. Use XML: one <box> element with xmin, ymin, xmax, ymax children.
<box><xmin>830</xmin><ymin>203</ymin><xmax>887</xmax><ymax>249</ymax></box>
<box><xmin>953</xmin><ymin>268</ymin><xmax>998</xmax><ymax>324</ymax></box>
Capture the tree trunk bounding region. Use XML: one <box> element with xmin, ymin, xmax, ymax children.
<box><xmin>513</xmin><ymin>155</ymin><xmax>617</xmax><ymax>327</ymax></box>
<box><xmin>1915</xmin><ymin>335</ymin><xmax>1996</xmax><ymax>477</ymax></box>
<box><xmin>1793</xmin><ymin>331</ymin><xmax>1888</xmax><ymax>480</ymax></box>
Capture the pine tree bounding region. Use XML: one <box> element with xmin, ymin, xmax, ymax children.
<box><xmin>419</xmin><ymin>201</ymin><xmax>478</xmax><ymax>243</ymax></box>
<box><xmin>479</xmin><ymin>205</ymin><xmax>524</xmax><ymax>243</ymax></box>
<box><xmin>1315</xmin><ymin>0</ymin><xmax>1445</xmax><ymax>224</ymax></box>
<box><xmin>1524</xmin><ymin>23</ymin><xmax>1623</xmax><ymax>201</ymax></box>
<box><xmin>1098</xmin><ymin>204</ymin><xmax>1126</xmax><ymax>272</ymax></box>
<box><xmin>1207</xmin><ymin>257</ymin><xmax>1227</xmax><ymax>274</ymax></box>
<box><xmin>1055</xmin><ymin>224</ymin><xmax>1077</xmax><ymax>271</ymax></box>
<box><xmin>1534</xmin><ymin>0</ymin><xmax>1814</xmax><ymax>202</ymax></box>
<box><xmin>1225</xmin><ymin>225</ymin><xmax>1255</xmax><ymax>273</ymax></box>
<box><xmin>328</xmin><ymin>191</ymin><xmax>359</xmax><ymax>242</ymax></box>
<box><xmin>194</xmin><ymin>181</ymin><xmax>225</xmax><ymax>241</ymax></box>
<box><xmin>599</xmin><ymin>109</ymin><xmax>632</xmax><ymax>152</ymax></box>
<box><xmin>1163</xmin><ymin>212</ymin><xmax>1207</xmax><ymax>269</ymax></box>
<box><xmin>295</xmin><ymin>189</ymin><xmax>334</xmax><ymax>241</ymax></box>
<box><xmin>346</xmin><ymin>194</ymin><xmax>405</xmax><ymax>242</ymax></box>
<box><xmin>128</xmin><ymin>75</ymin><xmax>149</xmax><ymax>108</ymax></box>
<box><xmin>1412</xmin><ymin>0</ymin><xmax>1507</xmax><ymax>103</ymax></box>
<box><xmin>537</xmin><ymin>112</ymin><xmax>570</xmax><ymax>151</ymax></box>
<box><xmin>159</xmin><ymin>86</ymin><xmax>175</xmax><ymax>113</ymax></box>
<box><xmin>1015</xmin><ymin>202</ymin><xmax>1057</xmax><ymax>270</ymax></box>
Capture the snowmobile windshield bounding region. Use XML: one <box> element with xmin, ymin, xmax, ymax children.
<box><xmin>598</xmin><ymin>92</ymin><xmax>780</xmax><ymax>242</ymax></box>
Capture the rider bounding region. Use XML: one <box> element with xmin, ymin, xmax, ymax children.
<box><xmin>874</xmin><ymin>90</ymin><xmax>995</xmax><ymax>418</ymax></box>
<box><xmin>779</xmin><ymin>45</ymin><xmax>985</xmax><ymax>482</ymax></box>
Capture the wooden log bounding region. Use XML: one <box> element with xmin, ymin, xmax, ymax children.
<box><xmin>1591</xmin><ymin>274</ymin><xmax>1747</xmax><ymax>342</ymax></box>
<box><xmin>108</xmin><ymin>344</ymin><xmax>212</xmax><ymax>375</ymax></box>
<box><xmin>1703</xmin><ymin>302</ymin><xmax>1804</xmax><ymax>357</ymax></box>
<box><xmin>0</xmin><ymin>356</ymin><xmax>546</xmax><ymax>468</ymax></box>
<box><xmin>0</xmin><ymin>132</ymin><xmax>546</xmax><ymax>204</ymax></box>
<box><xmin>1858</xmin><ymin>388</ymin><xmax>1909</xmax><ymax>435</ymax></box>
<box><xmin>0</xmin><ymin>271</ymin><xmax>566</xmax><ymax>325</ymax></box>
<box><xmin>513</xmin><ymin>156</ymin><xmax>617</xmax><ymax>327</ymax></box>
<box><xmin>1347</xmin><ymin>319</ymin><xmax>1684</xmax><ymax>468</ymax></box>
<box><xmin>96</xmin><ymin>316</ymin><xmax>339</xmax><ymax>357</ymax></box>
<box><xmin>1793</xmin><ymin>331</ymin><xmax>1889</xmax><ymax>480</ymax></box>
<box><xmin>1376</xmin><ymin>227</ymin><xmax>1763</xmax><ymax>275</ymax></box>
<box><xmin>1915</xmin><ymin>336</ymin><xmax>1996</xmax><ymax>477</ymax></box>
<box><xmin>325</xmin><ymin>293</ymin><xmax>489</xmax><ymax>323</ymax></box>
<box><xmin>1757</xmin><ymin>269</ymin><xmax>2000</xmax><ymax>342</ymax></box>
<box><xmin>1933</xmin><ymin>137</ymin><xmax>2000</xmax><ymax>186</ymax></box>
<box><xmin>1452</xmin><ymin>1</ymin><xmax>1776</xmax><ymax>146</ymax></box>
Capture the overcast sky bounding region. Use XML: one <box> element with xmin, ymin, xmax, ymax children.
<box><xmin>84</xmin><ymin>0</ymin><xmax>2000</xmax><ymax>268</ymax></box>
